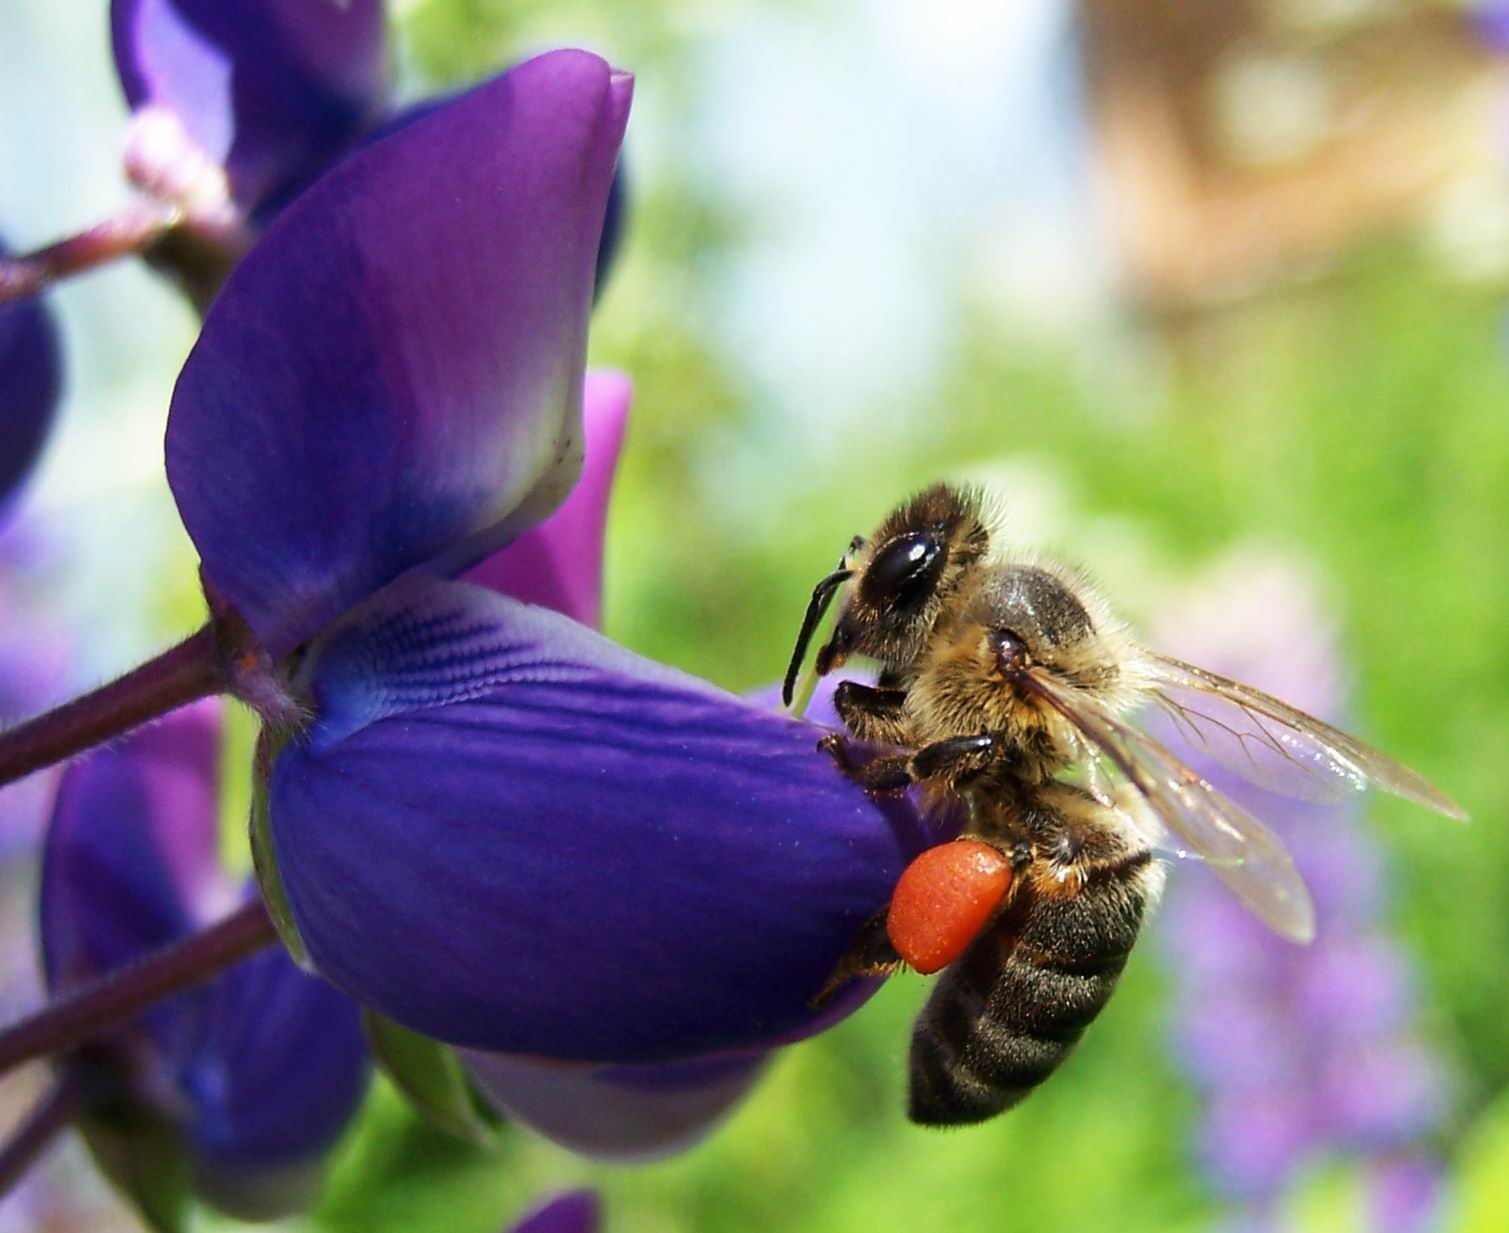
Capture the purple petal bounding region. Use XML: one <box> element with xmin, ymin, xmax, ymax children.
<box><xmin>180</xmin><ymin>947</ymin><xmax>370</xmax><ymax>1218</ymax></box>
<box><xmin>40</xmin><ymin>700</ymin><xmax>227</xmax><ymax>991</ymax></box>
<box><xmin>269</xmin><ymin>579</ymin><xmax>926</xmax><ymax>1061</ymax></box>
<box><xmin>167</xmin><ymin>51</ymin><xmax>633</xmax><ymax>657</ymax></box>
<box><xmin>509</xmin><ymin>1191</ymin><xmax>600</xmax><ymax>1233</ymax></box>
<box><xmin>462</xmin><ymin>1050</ymin><xmax>764</xmax><ymax>1161</ymax></box>
<box><xmin>112</xmin><ymin>0</ymin><xmax>387</xmax><ymax>216</ymax></box>
<box><xmin>0</xmin><ymin>239</ymin><xmax>63</xmax><ymax>509</ymax></box>
<box><xmin>594</xmin><ymin>164</ymin><xmax>627</xmax><ymax>298</ymax></box>
<box><xmin>462</xmin><ymin>371</ymin><xmax>631</xmax><ymax>628</ymax></box>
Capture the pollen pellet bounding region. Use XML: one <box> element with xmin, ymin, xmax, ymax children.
<box><xmin>886</xmin><ymin>839</ymin><xmax>1013</xmax><ymax>975</ymax></box>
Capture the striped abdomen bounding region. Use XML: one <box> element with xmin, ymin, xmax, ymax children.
<box><xmin>907</xmin><ymin>851</ymin><xmax>1156</xmax><ymax>1126</ymax></box>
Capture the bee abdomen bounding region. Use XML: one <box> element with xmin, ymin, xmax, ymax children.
<box><xmin>907</xmin><ymin>882</ymin><xmax>1148</xmax><ymax>1127</ymax></box>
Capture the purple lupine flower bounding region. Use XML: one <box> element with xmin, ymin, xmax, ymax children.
<box><xmin>40</xmin><ymin>700</ymin><xmax>370</xmax><ymax>1224</ymax></box>
<box><xmin>0</xmin><ymin>238</ymin><xmax>62</xmax><ymax>508</ymax></box>
<box><xmin>90</xmin><ymin>42</ymin><xmax>911</xmax><ymax>1128</ymax></box>
<box><xmin>113</xmin><ymin>0</ymin><xmax>388</xmax><ymax>222</ymax></box>
<box><xmin>1153</xmin><ymin>551</ymin><xmax>1447</xmax><ymax>1228</ymax></box>
<box><xmin>509</xmin><ymin>1190</ymin><xmax>600</xmax><ymax>1233</ymax></box>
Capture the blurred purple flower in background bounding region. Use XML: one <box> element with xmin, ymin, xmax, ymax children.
<box><xmin>1154</xmin><ymin>550</ymin><xmax>1449</xmax><ymax>1231</ymax></box>
<box><xmin>0</xmin><ymin>237</ymin><xmax>62</xmax><ymax>508</ymax></box>
<box><xmin>40</xmin><ymin>700</ymin><xmax>370</xmax><ymax>1226</ymax></box>
<box><xmin>113</xmin><ymin>0</ymin><xmax>388</xmax><ymax>223</ymax></box>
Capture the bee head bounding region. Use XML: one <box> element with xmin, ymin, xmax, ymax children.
<box><xmin>811</xmin><ymin>484</ymin><xmax>992</xmax><ymax>682</ymax></box>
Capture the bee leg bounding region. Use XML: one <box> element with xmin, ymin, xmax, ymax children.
<box><xmin>809</xmin><ymin>908</ymin><xmax>901</xmax><ymax>1008</ymax></box>
<box><xmin>832</xmin><ymin>680</ymin><xmax>915</xmax><ymax>745</ymax></box>
<box><xmin>819</xmin><ymin>732</ymin><xmax>1000</xmax><ymax>795</ymax></box>
<box><xmin>910</xmin><ymin>733</ymin><xmax>998</xmax><ymax>781</ymax></box>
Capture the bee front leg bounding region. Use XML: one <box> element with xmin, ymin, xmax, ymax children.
<box><xmin>832</xmin><ymin>680</ymin><xmax>915</xmax><ymax>745</ymax></box>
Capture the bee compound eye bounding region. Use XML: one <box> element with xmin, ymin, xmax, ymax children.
<box><xmin>886</xmin><ymin>840</ymin><xmax>1014</xmax><ymax>975</ymax></box>
<box><xmin>994</xmin><ymin>629</ymin><xmax>1030</xmax><ymax>675</ymax></box>
<box><xmin>862</xmin><ymin>532</ymin><xmax>944</xmax><ymax>610</ymax></box>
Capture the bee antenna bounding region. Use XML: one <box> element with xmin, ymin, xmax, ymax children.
<box><xmin>782</xmin><ymin>568</ymin><xmax>853</xmax><ymax>707</ymax></box>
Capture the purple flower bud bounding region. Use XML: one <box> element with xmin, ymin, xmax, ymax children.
<box><xmin>0</xmin><ymin>238</ymin><xmax>62</xmax><ymax>509</ymax></box>
<box><xmin>40</xmin><ymin>701</ymin><xmax>369</xmax><ymax>1222</ymax></box>
<box><xmin>166</xmin><ymin>50</ymin><xmax>632</xmax><ymax>658</ymax></box>
<box><xmin>267</xmin><ymin>577</ymin><xmax>927</xmax><ymax>1064</ymax></box>
<box><xmin>509</xmin><ymin>1190</ymin><xmax>600</xmax><ymax>1233</ymax></box>
<box><xmin>112</xmin><ymin>0</ymin><xmax>388</xmax><ymax>219</ymax></box>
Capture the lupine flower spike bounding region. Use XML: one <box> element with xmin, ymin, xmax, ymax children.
<box><xmin>11</xmin><ymin>701</ymin><xmax>370</xmax><ymax>1227</ymax></box>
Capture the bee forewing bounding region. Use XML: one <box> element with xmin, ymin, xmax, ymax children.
<box><xmin>1027</xmin><ymin>669</ymin><xmax>1316</xmax><ymax>943</ymax></box>
<box><xmin>1147</xmin><ymin>655</ymin><xmax>1467</xmax><ymax>822</ymax></box>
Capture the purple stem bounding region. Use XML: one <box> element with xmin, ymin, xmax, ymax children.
<box><xmin>0</xmin><ymin>201</ymin><xmax>180</xmax><ymax>304</ymax></box>
<box><xmin>0</xmin><ymin>899</ymin><xmax>278</xmax><ymax>1080</ymax></box>
<box><xmin>0</xmin><ymin>626</ymin><xmax>224</xmax><ymax>791</ymax></box>
<box><xmin>0</xmin><ymin>1071</ymin><xmax>83</xmax><ymax>1198</ymax></box>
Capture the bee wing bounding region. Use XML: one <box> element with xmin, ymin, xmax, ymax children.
<box><xmin>1026</xmin><ymin>667</ymin><xmax>1316</xmax><ymax>942</ymax></box>
<box><xmin>1147</xmin><ymin>655</ymin><xmax>1467</xmax><ymax>821</ymax></box>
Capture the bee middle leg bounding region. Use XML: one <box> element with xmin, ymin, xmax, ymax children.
<box><xmin>819</xmin><ymin>732</ymin><xmax>998</xmax><ymax>794</ymax></box>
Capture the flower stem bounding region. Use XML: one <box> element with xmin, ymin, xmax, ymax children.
<box><xmin>0</xmin><ymin>1072</ymin><xmax>83</xmax><ymax>1198</ymax></box>
<box><xmin>0</xmin><ymin>201</ymin><xmax>180</xmax><ymax>304</ymax></box>
<box><xmin>0</xmin><ymin>625</ymin><xmax>224</xmax><ymax>790</ymax></box>
<box><xmin>0</xmin><ymin>899</ymin><xmax>278</xmax><ymax>1081</ymax></box>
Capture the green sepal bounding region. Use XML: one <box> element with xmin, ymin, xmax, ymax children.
<box><xmin>363</xmin><ymin>1011</ymin><xmax>503</xmax><ymax>1145</ymax></box>
<box><xmin>249</xmin><ymin>724</ymin><xmax>308</xmax><ymax>967</ymax></box>
<box><xmin>78</xmin><ymin>1096</ymin><xmax>193</xmax><ymax>1233</ymax></box>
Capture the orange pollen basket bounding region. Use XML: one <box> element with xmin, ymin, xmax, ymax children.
<box><xmin>885</xmin><ymin>839</ymin><xmax>1013</xmax><ymax>975</ymax></box>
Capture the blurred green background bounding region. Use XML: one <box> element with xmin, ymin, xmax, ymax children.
<box><xmin>3</xmin><ymin>1</ymin><xmax>1509</xmax><ymax>1231</ymax></box>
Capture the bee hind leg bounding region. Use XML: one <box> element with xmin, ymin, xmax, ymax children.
<box><xmin>809</xmin><ymin>909</ymin><xmax>901</xmax><ymax>1008</ymax></box>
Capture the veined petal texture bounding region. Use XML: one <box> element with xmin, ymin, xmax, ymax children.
<box><xmin>270</xmin><ymin>578</ymin><xmax>927</xmax><ymax>1061</ymax></box>
<box><xmin>166</xmin><ymin>51</ymin><xmax>632</xmax><ymax>656</ymax></box>
<box><xmin>112</xmin><ymin>0</ymin><xmax>388</xmax><ymax>215</ymax></box>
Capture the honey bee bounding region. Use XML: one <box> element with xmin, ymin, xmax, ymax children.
<box><xmin>785</xmin><ymin>483</ymin><xmax>1465</xmax><ymax>1127</ymax></box>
